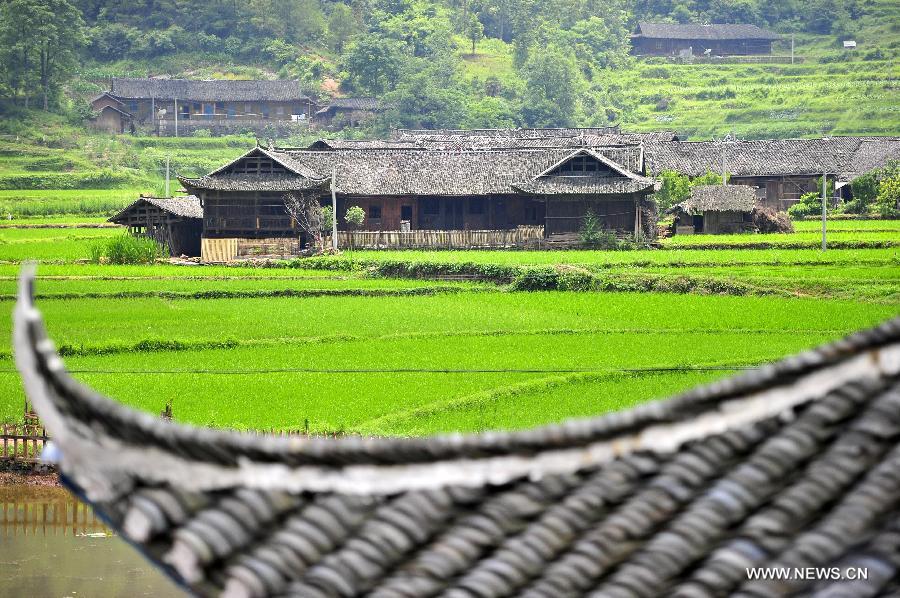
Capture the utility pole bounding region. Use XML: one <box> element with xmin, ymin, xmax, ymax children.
<box><xmin>331</xmin><ymin>167</ymin><xmax>338</xmax><ymax>252</ymax></box>
<box><xmin>821</xmin><ymin>172</ymin><xmax>827</xmax><ymax>251</ymax></box>
<box><xmin>165</xmin><ymin>156</ymin><xmax>170</xmax><ymax>197</ymax></box>
<box><xmin>174</xmin><ymin>98</ymin><xmax>178</xmax><ymax>138</ymax></box>
<box><xmin>791</xmin><ymin>34</ymin><xmax>794</xmax><ymax>65</ymax></box>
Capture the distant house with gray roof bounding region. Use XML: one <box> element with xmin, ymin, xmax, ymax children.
<box><xmin>90</xmin><ymin>78</ymin><xmax>315</xmax><ymax>136</ymax></box>
<box><xmin>669</xmin><ymin>185</ymin><xmax>758</xmax><ymax>234</ymax></box>
<box><xmin>631</xmin><ymin>22</ymin><xmax>780</xmax><ymax>56</ymax></box>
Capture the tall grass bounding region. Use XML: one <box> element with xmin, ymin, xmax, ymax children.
<box><xmin>90</xmin><ymin>233</ymin><xmax>166</xmax><ymax>264</ymax></box>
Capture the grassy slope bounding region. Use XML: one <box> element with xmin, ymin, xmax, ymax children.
<box><xmin>459</xmin><ymin>15</ymin><xmax>900</xmax><ymax>139</ymax></box>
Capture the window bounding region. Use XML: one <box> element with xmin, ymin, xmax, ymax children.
<box><xmin>245</xmin><ymin>103</ymin><xmax>253</xmax><ymax>114</ymax></box>
<box><xmin>548</xmin><ymin>155</ymin><xmax>608</xmax><ymax>176</ymax></box>
<box><xmin>368</xmin><ymin>204</ymin><xmax>382</xmax><ymax>220</ymax></box>
<box><xmin>128</xmin><ymin>100</ymin><xmax>139</xmax><ymax>113</ymax></box>
<box><xmin>468</xmin><ymin>198</ymin><xmax>485</xmax><ymax>214</ymax></box>
<box><xmin>401</xmin><ymin>205</ymin><xmax>413</xmax><ymax>221</ymax></box>
<box><xmin>423</xmin><ymin>198</ymin><xmax>440</xmax><ymax>215</ymax></box>
<box><xmin>276</xmin><ymin>106</ymin><xmax>285</xmax><ymax>116</ymax></box>
<box><xmin>262</xmin><ymin>105</ymin><xmax>270</xmax><ymax>119</ymax></box>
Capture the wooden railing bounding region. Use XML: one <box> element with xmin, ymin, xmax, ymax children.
<box><xmin>1</xmin><ymin>492</ymin><xmax>109</xmax><ymax>538</ymax></box>
<box><xmin>1</xmin><ymin>420</ymin><xmax>48</xmax><ymax>463</ymax></box>
<box><xmin>327</xmin><ymin>226</ymin><xmax>545</xmax><ymax>250</ymax></box>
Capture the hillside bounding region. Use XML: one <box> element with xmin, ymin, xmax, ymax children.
<box><xmin>0</xmin><ymin>0</ymin><xmax>897</xmax><ymax>219</ymax></box>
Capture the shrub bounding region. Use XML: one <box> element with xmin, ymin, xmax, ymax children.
<box><xmin>752</xmin><ymin>206</ymin><xmax>794</xmax><ymax>233</ymax></box>
<box><xmin>788</xmin><ymin>192</ymin><xmax>823</xmax><ymax>220</ymax></box>
<box><xmin>90</xmin><ymin>233</ymin><xmax>165</xmax><ymax>264</ymax></box>
<box><xmin>510</xmin><ymin>268</ymin><xmax>559</xmax><ymax>291</ymax></box>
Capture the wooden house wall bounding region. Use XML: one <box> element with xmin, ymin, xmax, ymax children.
<box><xmin>703</xmin><ymin>209</ymin><xmax>752</xmax><ymax>234</ymax></box>
<box><xmin>730</xmin><ymin>175</ymin><xmax>821</xmax><ymax>211</ymax></box>
<box><xmin>200</xmin><ymin>191</ymin><xmax>641</xmax><ymax>240</ymax></box>
<box><xmin>201</xmin><ymin>191</ymin><xmax>296</xmax><ymax>239</ymax></box>
<box><xmin>91</xmin><ymin>108</ymin><xmax>127</xmax><ymax>134</ymax></box>
<box><xmin>111</xmin><ymin>99</ymin><xmax>311</xmax><ymax>125</ymax></box>
<box><xmin>632</xmin><ymin>37</ymin><xmax>773</xmax><ymax>56</ymax></box>
<box><xmin>545</xmin><ymin>197</ymin><xmax>637</xmax><ymax>235</ymax></box>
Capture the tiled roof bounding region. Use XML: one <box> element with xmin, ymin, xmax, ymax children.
<box><xmin>108</xmin><ymin>78</ymin><xmax>310</xmax><ymax>102</ymax></box>
<box><xmin>109</xmin><ymin>195</ymin><xmax>202</xmax><ymax>222</ymax></box>
<box><xmin>645</xmin><ymin>137</ymin><xmax>863</xmax><ymax>178</ymax></box>
<box><xmin>316</xmin><ymin>98</ymin><xmax>380</xmax><ymax>113</ymax></box>
<box><xmin>393</xmin><ymin>127</ymin><xmax>623</xmax><ymax>139</ymax></box>
<box><xmin>635</xmin><ymin>22</ymin><xmax>780</xmax><ymax>41</ymax></box>
<box><xmin>14</xmin><ymin>268</ymin><xmax>900</xmax><ymax>598</ymax></box>
<box><xmin>674</xmin><ymin>185</ymin><xmax>759</xmax><ymax>213</ymax></box>
<box><xmin>185</xmin><ymin>146</ymin><xmax>652</xmax><ymax>197</ymax></box>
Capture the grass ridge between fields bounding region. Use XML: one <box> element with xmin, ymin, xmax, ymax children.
<box><xmin>0</xmin><ymin>326</ymin><xmax>856</xmax><ymax>362</ymax></box>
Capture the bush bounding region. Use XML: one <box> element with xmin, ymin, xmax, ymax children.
<box><xmin>90</xmin><ymin>233</ymin><xmax>165</xmax><ymax>264</ymax></box>
<box><xmin>788</xmin><ymin>192</ymin><xmax>823</xmax><ymax>219</ymax></box>
<box><xmin>752</xmin><ymin>207</ymin><xmax>794</xmax><ymax>233</ymax></box>
<box><xmin>510</xmin><ymin>268</ymin><xmax>559</xmax><ymax>291</ymax></box>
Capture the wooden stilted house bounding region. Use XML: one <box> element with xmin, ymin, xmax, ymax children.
<box><xmin>179</xmin><ymin>144</ymin><xmax>658</xmax><ymax>261</ymax></box>
<box><xmin>109</xmin><ymin>195</ymin><xmax>203</xmax><ymax>256</ymax></box>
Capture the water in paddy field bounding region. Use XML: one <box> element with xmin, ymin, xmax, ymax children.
<box><xmin>0</xmin><ymin>484</ymin><xmax>181</xmax><ymax>596</ymax></box>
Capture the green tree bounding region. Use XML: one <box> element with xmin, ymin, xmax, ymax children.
<box><xmin>464</xmin><ymin>97</ymin><xmax>518</xmax><ymax>128</ymax></box>
<box><xmin>874</xmin><ymin>173</ymin><xmax>900</xmax><ymax>218</ymax></box>
<box><xmin>328</xmin><ymin>3</ymin><xmax>357</xmax><ymax>53</ymax></box>
<box><xmin>340</xmin><ymin>34</ymin><xmax>407</xmax><ymax>95</ymax></box>
<box><xmin>520</xmin><ymin>44</ymin><xmax>579</xmax><ymax>127</ymax></box>
<box><xmin>345</xmin><ymin>205</ymin><xmax>366</xmax><ymax>229</ymax></box>
<box><xmin>0</xmin><ymin>0</ymin><xmax>85</xmax><ymax>110</ymax></box>
<box><xmin>467</xmin><ymin>13</ymin><xmax>484</xmax><ymax>55</ymax></box>
<box><xmin>380</xmin><ymin>69</ymin><xmax>468</xmax><ymax>129</ymax></box>
<box><xmin>653</xmin><ymin>170</ymin><xmax>691</xmax><ymax>212</ymax></box>
<box><xmin>690</xmin><ymin>171</ymin><xmax>727</xmax><ymax>186</ymax></box>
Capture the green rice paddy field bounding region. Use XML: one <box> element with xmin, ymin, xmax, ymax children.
<box><xmin>0</xmin><ymin>218</ymin><xmax>897</xmax><ymax>435</ymax></box>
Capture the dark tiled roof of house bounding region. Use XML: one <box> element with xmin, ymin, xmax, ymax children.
<box><xmin>674</xmin><ymin>185</ymin><xmax>759</xmax><ymax>213</ymax></box>
<box><xmin>634</xmin><ymin>22</ymin><xmax>780</xmax><ymax>41</ymax></box>
<box><xmin>316</xmin><ymin>98</ymin><xmax>380</xmax><ymax>114</ymax></box>
<box><xmin>14</xmin><ymin>268</ymin><xmax>900</xmax><ymax>597</ymax></box>
<box><xmin>645</xmin><ymin>138</ymin><xmax>861</xmax><ymax>178</ymax></box>
<box><xmin>393</xmin><ymin>127</ymin><xmax>623</xmax><ymax>139</ymax></box>
<box><xmin>645</xmin><ymin>137</ymin><xmax>900</xmax><ymax>181</ymax></box>
<box><xmin>850</xmin><ymin>139</ymin><xmax>900</xmax><ymax>176</ymax></box>
<box><xmin>182</xmin><ymin>146</ymin><xmax>652</xmax><ymax>197</ymax></box>
<box><xmin>108</xmin><ymin>78</ymin><xmax>310</xmax><ymax>102</ymax></box>
<box><xmin>109</xmin><ymin>195</ymin><xmax>202</xmax><ymax>222</ymax></box>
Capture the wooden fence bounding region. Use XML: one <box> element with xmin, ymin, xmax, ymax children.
<box><xmin>1</xmin><ymin>493</ymin><xmax>108</xmax><ymax>538</ymax></box>
<box><xmin>1</xmin><ymin>417</ymin><xmax>349</xmax><ymax>465</ymax></box>
<box><xmin>1</xmin><ymin>421</ymin><xmax>48</xmax><ymax>463</ymax></box>
<box><xmin>326</xmin><ymin>226</ymin><xmax>545</xmax><ymax>250</ymax></box>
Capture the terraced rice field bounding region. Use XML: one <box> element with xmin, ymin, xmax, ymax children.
<box><xmin>0</xmin><ymin>219</ymin><xmax>895</xmax><ymax>434</ymax></box>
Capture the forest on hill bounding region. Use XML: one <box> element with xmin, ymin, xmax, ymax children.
<box><xmin>0</xmin><ymin>0</ymin><xmax>897</xmax><ymax>137</ymax></box>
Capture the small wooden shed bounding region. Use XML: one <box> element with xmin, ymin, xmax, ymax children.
<box><xmin>110</xmin><ymin>195</ymin><xmax>203</xmax><ymax>256</ymax></box>
<box><xmin>670</xmin><ymin>185</ymin><xmax>757</xmax><ymax>234</ymax></box>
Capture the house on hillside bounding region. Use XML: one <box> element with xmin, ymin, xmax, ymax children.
<box><xmin>314</xmin><ymin>98</ymin><xmax>380</xmax><ymax>129</ymax></box>
<box><xmin>669</xmin><ymin>185</ymin><xmax>757</xmax><ymax>234</ymax></box>
<box><xmin>631</xmin><ymin>23</ymin><xmax>780</xmax><ymax>56</ymax></box>
<box><xmin>89</xmin><ymin>92</ymin><xmax>134</xmax><ymax>134</ymax></box>
<box><xmin>177</xmin><ymin>144</ymin><xmax>658</xmax><ymax>261</ymax></box>
<box><xmin>109</xmin><ymin>195</ymin><xmax>203</xmax><ymax>256</ymax></box>
<box><xmin>89</xmin><ymin>78</ymin><xmax>315</xmax><ymax>137</ymax></box>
